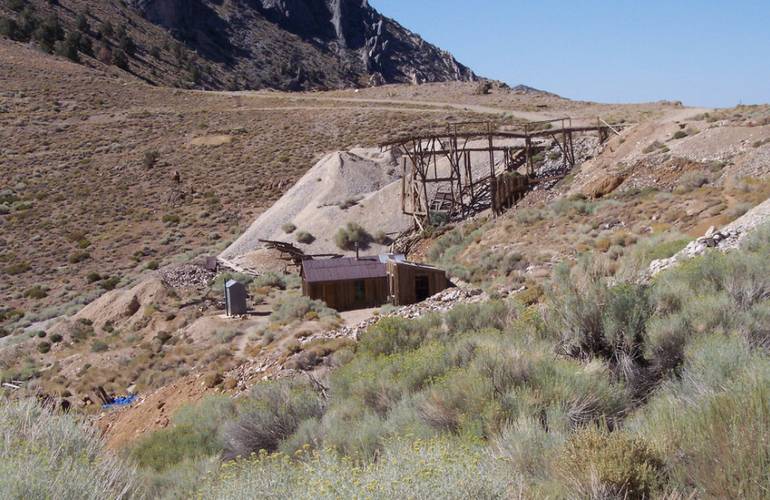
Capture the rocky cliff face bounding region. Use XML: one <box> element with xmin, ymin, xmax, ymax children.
<box><xmin>126</xmin><ymin>0</ymin><xmax>477</xmax><ymax>90</ymax></box>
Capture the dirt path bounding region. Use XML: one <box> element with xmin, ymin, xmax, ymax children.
<box><xmin>203</xmin><ymin>90</ymin><xmax>562</xmax><ymax>122</ymax></box>
<box><xmin>203</xmin><ymin>91</ymin><xmax>714</xmax><ymax>128</ymax></box>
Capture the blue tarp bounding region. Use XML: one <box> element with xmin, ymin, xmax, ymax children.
<box><xmin>101</xmin><ymin>394</ymin><xmax>138</xmax><ymax>410</ymax></box>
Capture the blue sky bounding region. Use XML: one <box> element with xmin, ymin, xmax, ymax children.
<box><xmin>369</xmin><ymin>0</ymin><xmax>769</xmax><ymax>108</ymax></box>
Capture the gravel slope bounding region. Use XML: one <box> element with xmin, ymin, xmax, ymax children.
<box><xmin>219</xmin><ymin>147</ymin><xmax>412</xmax><ymax>268</ymax></box>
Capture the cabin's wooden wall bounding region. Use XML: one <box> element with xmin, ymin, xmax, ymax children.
<box><xmin>305</xmin><ymin>277</ymin><xmax>389</xmax><ymax>312</ymax></box>
<box><xmin>388</xmin><ymin>262</ymin><xmax>448</xmax><ymax>306</ymax></box>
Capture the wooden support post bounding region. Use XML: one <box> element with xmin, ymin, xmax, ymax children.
<box><xmin>525</xmin><ymin>136</ymin><xmax>533</xmax><ymax>177</ymax></box>
<box><xmin>401</xmin><ymin>156</ymin><xmax>406</xmax><ymax>214</ymax></box>
<box><xmin>562</xmin><ymin>127</ymin><xmax>568</xmax><ymax>172</ymax></box>
<box><xmin>488</xmin><ymin>124</ymin><xmax>498</xmax><ymax>217</ymax></box>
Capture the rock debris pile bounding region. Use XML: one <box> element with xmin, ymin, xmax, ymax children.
<box><xmin>648</xmin><ymin>197</ymin><xmax>770</xmax><ymax>277</ymax></box>
<box><xmin>312</xmin><ymin>286</ymin><xmax>487</xmax><ymax>343</ymax></box>
<box><xmin>159</xmin><ymin>264</ymin><xmax>215</xmax><ymax>290</ymax></box>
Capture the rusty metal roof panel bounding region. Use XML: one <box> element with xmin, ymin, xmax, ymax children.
<box><xmin>303</xmin><ymin>257</ymin><xmax>387</xmax><ymax>283</ymax></box>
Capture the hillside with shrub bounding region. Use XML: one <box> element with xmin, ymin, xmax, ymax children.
<box><xmin>4</xmin><ymin>224</ymin><xmax>768</xmax><ymax>498</ymax></box>
<box><xmin>2</xmin><ymin>8</ymin><xmax>770</xmax><ymax>497</ymax></box>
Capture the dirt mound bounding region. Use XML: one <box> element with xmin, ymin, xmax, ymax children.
<box><xmin>220</xmin><ymin>147</ymin><xmax>412</xmax><ymax>269</ymax></box>
<box><xmin>72</xmin><ymin>277</ymin><xmax>169</xmax><ymax>332</ymax></box>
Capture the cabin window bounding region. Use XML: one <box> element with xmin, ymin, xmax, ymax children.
<box><xmin>354</xmin><ymin>280</ymin><xmax>366</xmax><ymax>301</ymax></box>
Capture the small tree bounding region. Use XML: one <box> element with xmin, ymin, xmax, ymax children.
<box><xmin>112</xmin><ymin>49</ymin><xmax>129</xmax><ymax>70</ymax></box>
<box><xmin>334</xmin><ymin>222</ymin><xmax>372</xmax><ymax>251</ymax></box>
<box><xmin>143</xmin><ymin>150</ymin><xmax>160</xmax><ymax>168</ymax></box>
<box><xmin>76</xmin><ymin>12</ymin><xmax>90</xmax><ymax>33</ymax></box>
<box><xmin>100</xmin><ymin>21</ymin><xmax>114</xmax><ymax>39</ymax></box>
<box><xmin>0</xmin><ymin>18</ymin><xmax>22</xmax><ymax>41</ymax></box>
<box><xmin>116</xmin><ymin>24</ymin><xmax>136</xmax><ymax>57</ymax></box>
<box><xmin>296</xmin><ymin>231</ymin><xmax>315</xmax><ymax>244</ymax></box>
<box><xmin>33</xmin><ymin>14</ymin><xmax>64</xmax><ymax>53</ymax></box>
<box><xmin>55</xmin><ymin>32</ymin><xmax>81</xmax><ymax>62</ymax></box>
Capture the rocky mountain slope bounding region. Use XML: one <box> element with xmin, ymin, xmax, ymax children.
<box><xmin>0</xmin><ymin>0</ymin><xmax>477</xmax><ymax>90</ymax></box>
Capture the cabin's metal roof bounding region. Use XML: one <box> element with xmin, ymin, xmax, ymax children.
<box><xmin>302</xmin><ymin>257</ymin><xmax>387</xmax><ymax>283</ymax></box>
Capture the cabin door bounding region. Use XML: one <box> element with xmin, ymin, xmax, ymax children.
<box><xmin>415</xmin><ymin>275</ymin><xmax>430</xmax><ymax>302</ymax></box>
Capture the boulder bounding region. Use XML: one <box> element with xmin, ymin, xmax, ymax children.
<box><xmin>581</xmin><ymin>174</ymin><xmax>625</xmax><ymax>199</ymax></box>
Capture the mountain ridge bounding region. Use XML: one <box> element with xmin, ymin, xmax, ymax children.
<box><xmin>0</xmin><ymin>0</ymin><xmax>477</xmax><ymax>91</ymax></box>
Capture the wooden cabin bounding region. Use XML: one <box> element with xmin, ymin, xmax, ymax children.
<box><xmin>386</xmin><ymin>260</ymin><xmax>449</xmax><ymax>306</ymax></box>
<box><xmin>301</xmin><ymin>255</ymin><xmax>448</xmax><ymax>312</ymax></box>
<box><xmin>302</xmin><ymin>257</ymin><xmax>389</xmax><ymax>312</ymax></box>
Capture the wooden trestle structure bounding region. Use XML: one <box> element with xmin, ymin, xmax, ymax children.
<box><xmin>380</xmin><ymin>118</ymin><xmax>620</xmax><ymax>229</ymax></box>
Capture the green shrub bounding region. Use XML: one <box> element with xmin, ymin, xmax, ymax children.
<box><xmin>143</xmin><ymin>150</ymin><xmax>160</xmax><ymax>169</ymax></box>
<box><xmin>642</xmin><ymin>140</ymin><xmax>666</xmax><ymax>154</ymax></box>
<box><xmin>514</xmin><ymin>207</ymin><xmax>545</xmax><ymax>225</ymax></box>
<box><xmin>5</xmin><ymin>262</ymin><xmax>31</xmax><ymax>275</ymax></box>
<box><xmin>161</xmin><ymin>213</ymin><xmax>180</xmax><ymax>225</ymax></box>
<box><xmin>0</xmin><ymin>17</ymin><xmax>23</xmax><ymax>41</ymax></box>
<box><xmin>546</xmin><ymin>259</ymin><xmax>652</xmax><ymax>366</ymax></box>
<box><xmin>31</xmin><ymin>14</ymin><xmax>64</xmax><ymax>53</ymax></box>
<box><xmin>295</xmin><ymin>231</ymin><xmax>315</xmax><ymax>244</ymax></box>
<box><xmin>269</xmin><ymin>296</ymin><xmax>337</xmax><ymax>324</ymax></box>
<box><xmin>281</xmin><ymin>223</ymin><xmax>297</xmax><ymax>234</ymax></box>
<box><xmin>630</xmin><ymin>335</ymin><xmax>770</xmax><ymax>498</ymax></box>
<box><xmin>203</xmin><ymin>437</ymin><xmax>511</xmax><ymax>499</ymax></box>
<box><xmin>223</xmin><ymin>380</ymin><xmax>324</xmax><ymax>459</ymax></box>
<box><xmin>330</xmin><ymin>340</ymin><xmax>454</xmax><ymax>425</ymax></box>
<box><xmin>677</xmin><ymin>170</ymin><xmax>709</xmax><ymax>191</ymax></box>
<box><xmin>446</xmin><ymin>301</ymin><xmax>512</xmax><ymax>333</ymax></box>
<box><xmin>24</xmin><ymin>286</ymin><xmax>48</xmax><ymax>299</ymax></box>
<box><xmin>37</xmin><ymin>342</ymin><xmax>51</xmax><ymax>354</ymax></box>
<box><xmin>54</xmin><ymin>33</ymin><xmax>80</xmax><ymax>62</ymax></box>
<box><xmin>426</xmin><ymin>220</ymin><xmax>488</xmax><ymax>267</ymax></box>
<box><xmin>252</xmin><ymin>272</ymin><xmax>286</xmax><ymax>290</ymax></box>
<box><xmin>556</xmin><ymin>427</ymin><xmax>664</xmax><ymax>498</ymax></box>
<box><xmin>112</xmin><ymin>49</ymin><xmax>129</xmax><ymax>70</ymax></box>
<box><xmin>99</xmin><ymin>276</ymin><xmax>121</xmax><ymax>290</ymax></box>
<box><xmin>68</xmin><ymin>320</ymin><xmax>94</xmax><ymax>343</ymax></box>
<box><xmin>132</xmin><ymin>396</ymin><xmax>236</xmax><ymax>472</ymax></box>
<box><xmin>50</xmin><ymin>333</ymin><xmax>63</xmax><ymax>343</ymax></box>
<box><xmin>373</xmin><ymin>230</ymin><xmax>390</xmax><ymax>245</ymax></box>
<box><xmin>68</xmin><ymin>251</ymin><xmax>90</xmax><ymax>264</ymax></box>
<box><xmin>418</xmin><ymin>369</ymin><xmax>494</xmax><ymax>435</ymax></box>
<box><xmin>617</xmin><ymin>233</ymin><xmax>689</xmax><ymax>278</ymax></box>
<box><xmin>492</xmin><ymin>415</ymin><xmax>565</xmax><ymax>479</ymax></box>
<box><xmin>91</xmin><ymin>340</ymin><xmax>108</xmax><ymax>352</ymax></box>
<box><xmin>358</xmin><ymin>315</ymin><xmax>443</xmax><ymax>356</ymax></box>
<box><xmin>0</xmin><ymin>308</ymin><xmax>23</xmax><ymax>323</ymax></box>
<box><xmin>672</xmin><ymin>130</ymin><xmax>688</xmax><ymax>139</ymax></box>
<box><xmin>0</xmin><ymin>398</ymin><xmax>141</xmax><ymax>498</ymax></box>
<box><xmin>550</xmin><ymin>195</ymin><xmax>595</xmax><ymax>216</ymax></box>
<box><xmin>334</xmin><ymin>223</ymin><xmax>371</xmax><ymax>250</ymax></box>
